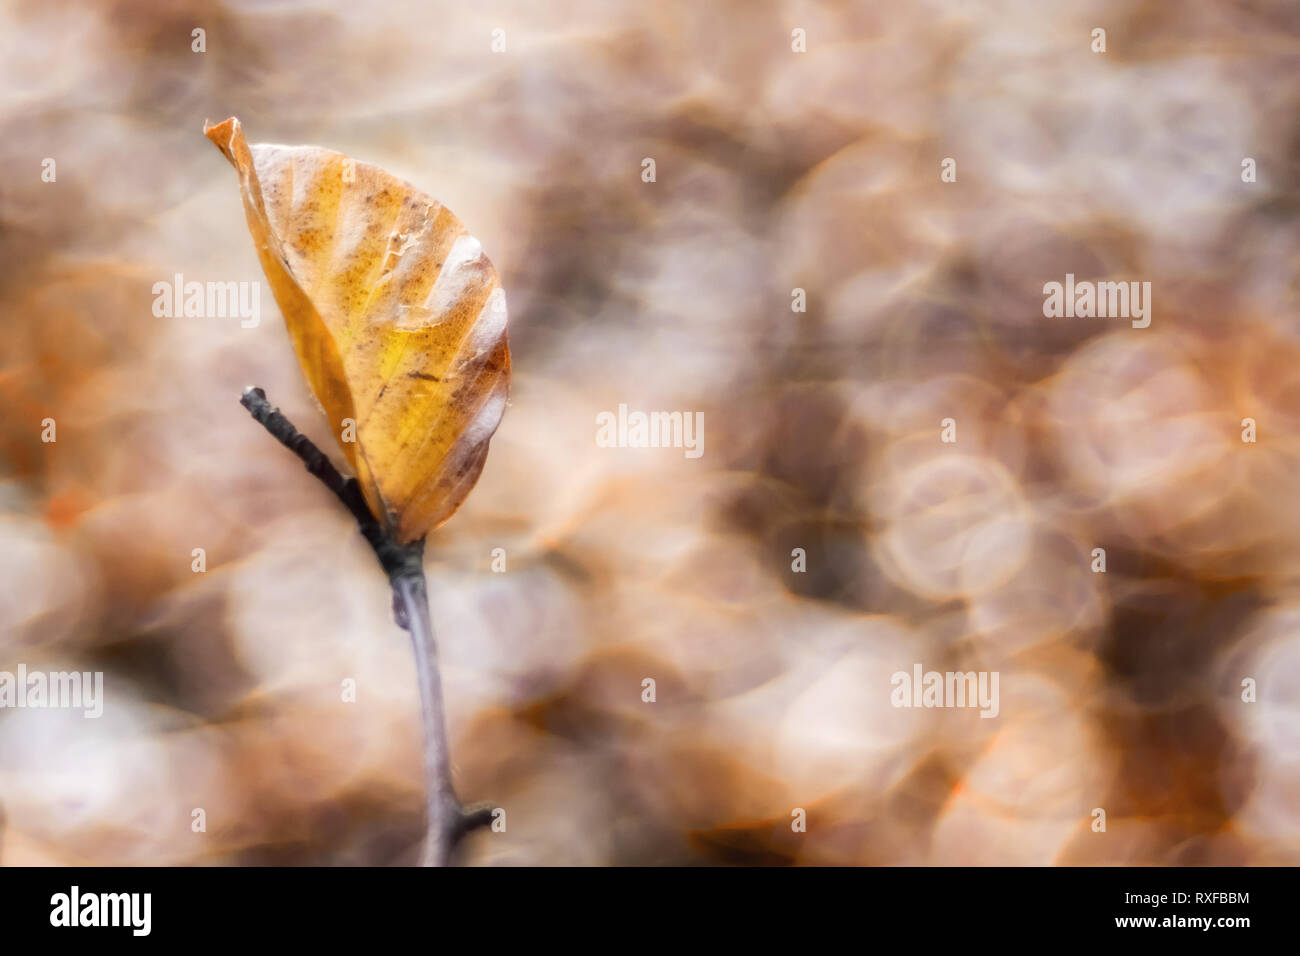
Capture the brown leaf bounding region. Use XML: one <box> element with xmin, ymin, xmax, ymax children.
<box><xmin>206</xmin><ymin>117</ymin><xmax>510</xmax><ymax>543</ymax></box>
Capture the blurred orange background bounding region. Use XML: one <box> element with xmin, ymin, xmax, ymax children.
<box><xmin>1</xmin><ymin>0</ymin><xmax>1298</xmax><ymax>864</ymax></box>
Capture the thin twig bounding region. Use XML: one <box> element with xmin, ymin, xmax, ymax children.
<box><xmin>239</xmin><ymin>386</ymin><xmax>490</xmax><ymax>865</ymax></box>
<box><xmin>394</xmin><ymin>574</ymin><xmax>456</xmax><ymax>866</ymax></box>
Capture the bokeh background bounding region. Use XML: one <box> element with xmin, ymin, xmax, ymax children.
<box><xmin>2</xmin><ymin>0</ymin><xmax>1299</xmax><ymax>865</ymax></box>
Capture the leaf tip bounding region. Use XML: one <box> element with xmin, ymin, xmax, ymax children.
<box><xmin>204</xmin><ymin>116</ymin><xmax>245</xmax><ymax>164</ymax></box>
<box><xmin>204</xmin><ymin>115</ymin><xmax>237</xmax><ymax>134</ymax></box>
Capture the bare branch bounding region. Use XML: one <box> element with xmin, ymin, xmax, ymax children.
<box><xmin>240</xmin><ymin>385</ymin><xmax>483</xmax><ymax>866</ymax></box>
<box><xmin>239</xmin><ymin>386</ymin><xmax>371</xmax><ymax>527</ymax></box>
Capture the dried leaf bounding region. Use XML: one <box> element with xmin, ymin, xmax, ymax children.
<box><xmin>205</xmin><ymin>117</ymin><xmax>510</xmax><ymax>543</ymax></box>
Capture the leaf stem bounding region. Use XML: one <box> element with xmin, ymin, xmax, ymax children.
<box><xmin>239</xmin><ymin>386</ymin><xmax>489</xmax><ymax>865</ymax></box>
